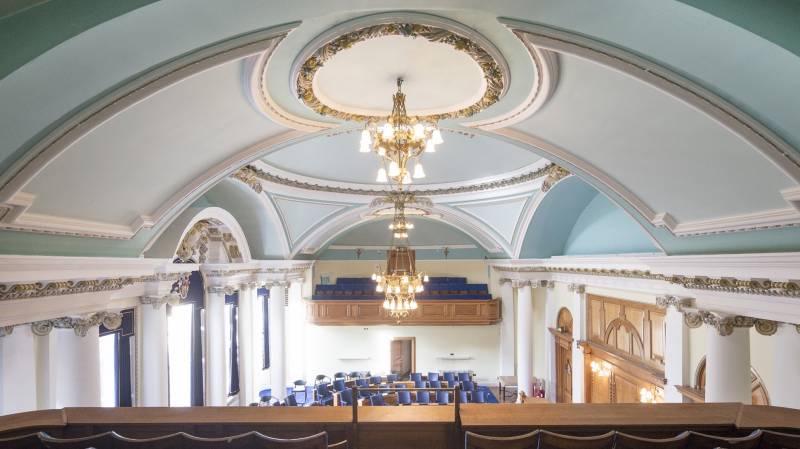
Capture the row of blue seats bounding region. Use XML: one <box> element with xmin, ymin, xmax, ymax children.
<box><xmin>315</xmin><ymin>382</ymin><xmax>486</xmax><ymax>406</ymax></box>
<box><xmin>335</xmin><ymin>277</ymin><xmax>468</xmax><ymax>284</ymax></box>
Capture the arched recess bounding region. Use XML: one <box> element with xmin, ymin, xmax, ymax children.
<box><xmin>143</xmin><ymin>206</ymin><xmax>251</xmax><ymax>263</ymax></box>
<box><xmin>604</xmin><ymin>318</ymin><xmax>646</xmax><ymax>360</ymax></box>
<box><xmin>519</xmin><ymin>176</ymin><xmax>661</xmax><ymax>258</ymax></box>
<box><xmin>556</xmin><ymin>307</ymin><xmax>573</xmax><ymax>334</ymax></box>
<box><xmin>694</xmin><ymin>357</ymin><xmax>770</xmax><ymax>405</ymax></box>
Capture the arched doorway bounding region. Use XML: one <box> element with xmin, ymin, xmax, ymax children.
<box><xmin>694</xmin><ymin>357</ymin><xmax>770</xmax><ymax>405</ymax></box>
<box><xmin>553</xmin><ymin>307</ymin><xmax>573</xmax><ymax>403</ymax></box>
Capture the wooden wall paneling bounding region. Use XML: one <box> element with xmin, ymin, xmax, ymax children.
<box><xmin>306</xmin><ymin>299</ymin><xmax>501</xmax><ymax>325</ymax></box>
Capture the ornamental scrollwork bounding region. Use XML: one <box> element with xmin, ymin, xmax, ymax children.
<box><xmin>30</xmin><ymin>311</ymin><xmax>122</xmax><ymax>337</ymax></box>
<box><xmin>682</xmin><ymin>310</ymin><xmax>778</xmax><ymax>337</ymax></box>
<box><xmin>232</xmin><ymin>166</ymin><xmax>263</xmax><ymax>193</ymax></box>
<box><xmin>655</xmin><ymin>295</ymin><xmax>692</xmax><ymax>312</ymax></box>
<box><xmin>541</xmin><ymin>165</ymin><xmax>571</xmax><ymax>192</ymax></box>
<box><xmin>567</xmin><ymin>283</ymin><xmax>586</xmax><ymax>294</ymax></box>
<box><xmin>296</xmin><ymin>23</ymin><xmax>504</xmax><ymax>123</ymax></box>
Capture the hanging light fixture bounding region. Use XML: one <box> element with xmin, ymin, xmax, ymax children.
<box><xmin>358</xmin><ymin>78</ymin><xmax>442</xmax><ymax>184</ymax></box>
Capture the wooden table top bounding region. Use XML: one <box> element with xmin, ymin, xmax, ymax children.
<box><xmin>63</xmin><ymin>407</ymin><xmax>353</xmax><ymax>425</ymax></box>
<box><xmin>358</xmin><ymin>405</ymin><xmax>455</xmax><ymax>423</ymax></box>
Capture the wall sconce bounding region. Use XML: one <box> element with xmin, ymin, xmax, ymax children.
<box><xmin>590</xmin><ymin>360</ymin><xmax>611</xmax><ymax>377</ymax></box>
<box><xmin>639</xmin><ymin>387</ymin><xmax>663</xmax><ymax>404</ymax></box>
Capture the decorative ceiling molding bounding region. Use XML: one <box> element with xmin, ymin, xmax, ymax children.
<box><xmin>30</xmin><ymin>311</ymin><xmax>122</xmax><ymax>337</ymax></box>
<box><xmin>500</xmin><ymin>19</ymin><xmax>800</xmax><ymax>184</ymax></box>
<box><xmin>0</xmin><ymin>24</ymin><xmax>302</xmax><ymax>240</ymax></box>
<box><xmin>493</xmin><ymin>264</ymin><xmax>800</xmax><ymax>298</ymax></box>
<box><xmin>0</xmin><ymin>272</ymin><xmax>188</xmax><ymax>302</ymax></box>
<box><xmin>238</xmin><ymin>162</ymin><xmax>557</xmax><ymax>196</ymax></box>
<box><xmin>292</xmin><ymin>13</ymin><xmax>508</xmax><ymax>123</ymax></box>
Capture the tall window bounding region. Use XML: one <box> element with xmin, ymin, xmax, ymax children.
<box><xmin>167</xmin><ymin>303</ymin><xmax>194</xmax><ymax>406</ymax></box>
<box><xmin>98</xmin><ymin>309</ymin><xmax>134</xmax><ymax>407</ymax></box>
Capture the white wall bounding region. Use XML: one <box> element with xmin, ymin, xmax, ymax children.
<box><xmin>302</xmin><ymin>324</ymin><xmax>500</xmax><ymax>383</ymax></box>
<box><xmin>0</xmin><ymin>326</ymin><xmax>38</xmax><ymax>415</ymax></box>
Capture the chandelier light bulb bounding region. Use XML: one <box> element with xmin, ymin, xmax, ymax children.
<box><xmin>424</xmin><ymin>140</ymin><xmax>436</xmax><ymax>153</ymax></box>
<box><xmin>376</xmin><ymin>168</ymin><xmax>388</xmax><ymax>183</ymax></box>
<box><xmin>411</xmin><ymin>300</ymin><xmax>418</xmax><ymax>310</ymax></box>
<box><xmin>359</xmin><ymin>140</ymin><xmax>371</xmax><ymax>153</ymax></box>
<box><xmin>402</xmin><ymin>172</ymin><xmax>412</xmax><ymax>184</ymax></box>
<box><xmin>360</xmin><ymin>128</ymin><xmax>371</xmax><ymax>144</ymax></box>
<box><xmin>383</xmin><ymin>299</ymin><xmax>390</xmax><ymax>309</ymax></box>
<box><xmin>413</xmin><ymin>162</ymin><xmax>426</xmax><ymax>179</ymax></box>
<box><xmin>377</xmin><ymin>146</ymin><xmax>386</xmax><ymax>156</ymax></box>
<box><xmin>381</xmin><ymin>123</ymin><xmax>394</xmax><ymax>139</ymax></box>
<box><xmin>412</xmin><ymin>123</ymin><xmax>425</xmax><ymax>140</ymax></box>
<box><xmin>407</xmin><ymin>222</ymin><xmax>414</xmax><ymax>229</ymax></box>
<box><xmin>388</xmin><ymin>161</ymin><xmax>400</xmax><ymax>177</ymax></box>
<box><xmin>423</xmin><ymin>275</ymin><xmax>429</xmax><ymax>282</ymax></box>
<box><xmin>371</xmin><ymin>273</ymin><xmax>377</xmax><ymax>280</ymax></box>
<box><xmin>431</xmin><ymin>128</ymin><xmax>444</xmax><ymax>144</ymax></box>
<box><xmin>401</xmin><ymin>276</ymin><xmax>409</xmax><ymax>284</ymax></box>
<box><xmin>376</xmin><ymin>284</ymin><xmax>384</xmax><ymax>292</ymax></box>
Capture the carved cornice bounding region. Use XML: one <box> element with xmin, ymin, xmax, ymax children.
<box><xmin>139</xmin><ymin>294</ymin><xmax>180</xmax><ymax>310</ymax></box>
<box><xmin>683</xmin><ymin>310</ymin><xmax>778</xmax><ymax>337</ymax></box>
<box><xmin>295</xmin><ymin>23</ymin><xmax>505</xmax><ymax>123</ymax></box>
<box><xmin>240</xmin><ymin>163</ymin><xmax>556</xmax><ymax>196</ymax></box>
<box><xmin>30</xmin><ymin>311</ymin><xmax>122</xmax><ymax>337</ymax></box>
<box><xmin>492</xmin><ymin>265</ymin><xmax>800</xmax><ymax>298</ymax></box>
<box><xmin>203</xmin><ymin>264</ymin><xmax>312</xmax><ymax>279</ymax></box>
<box><xmin>567</xmin><ymin>283</ymin><xmax>586</xmax><ymax>294</ymax></box>
<box><xmin>541</xmin><ymin>165</ymin><xmax>571</xmax><ymax>192</ymax></box>
<box><xmin>206</xmin><ymin>285</ymin><xmax>237</xmax><ymax>295</ymax></box>
<box><xmin>0</xmin><ymin>326</ymin><xmax>13</xmax><ymax>337</ymax></box>
<box><xmin>0</xmin><ymin>271</ymin><xmax>189</xmax><ymax>302</ymax></box>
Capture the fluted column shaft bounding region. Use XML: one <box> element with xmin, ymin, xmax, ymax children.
<box><xmin>664</xmin><ymin>306</ymin><xmax>689</xmax><ymax>403</ymax></box>
<box><xmin>706</xmin><ymin>324</ymin><xmax>751</xmax><ymax>403</ymax></box>
<box><xmin>140</xmin><ymin>301</ymin><xmax>169</xmax><ymax>406</ymax></box>
<box><xmin>772</xmin><ymin>324</ymin><xmax>800</xmax><ymax>409</ymax></box>
<box><xmin>268</xmin><ymin>284</ymin><xmax>287</xmax><ymax>400</ymax></box>
<box><xmin>204</xmin><ymin>287</ymin><xmax>227</xmax><ymax>406</ymax></box>
<box><xmin>516</xmin><ymin>284</ymin><xmax>533</xmax><ymax>399</ymax></box>
<box><xmin>499</xmin><ymin>281</ymin><xmax>516</xmax><ymax>377</ymax></box>
<box><xmin>237</xmin><ymin>284</ymin><xmax>255</xmax><ymax>405</ymax></box>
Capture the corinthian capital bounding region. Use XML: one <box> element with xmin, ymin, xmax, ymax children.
<box><xmin>140</xmin><ymin>293</ymin><xmax>180</xmax><ymax>310</ymax></box>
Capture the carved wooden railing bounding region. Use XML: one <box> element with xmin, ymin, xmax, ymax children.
<box><xmin>306</xmin><ymin>298</ymin><xmax>501</xmax><ymax>325</ymax></box>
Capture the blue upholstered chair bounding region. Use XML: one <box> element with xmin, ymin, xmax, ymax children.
<box><xmin>410</xmin><ymin>372</ymin><xmax>423</xmax><ymax>383</ymax></box>
<box><xmin>285</xmin><ymin>393</ymin><xmax>298</xmax><ymax>406</ymax></box>
<box><xmin>458</xmin><ymin>372</ymin><xmax>471</xmax><ymax>382</ymax></box>
<box><xmin>386</xmin><ymin>373</ymin><xmax>398</xmax><ymax>383</ymax></box>
<box><xmin>334</xmin><ymin>372</ymin><xmax>347</xmax><ymax>380</ymax></box>
<box><xmin>429</xmin><ymin>380</ymin><xmax>442</xmax><ymax>389</ymax></box>
<box><xmin>314</xmin><ymin>374</ymin><xmax>330</xmax><ymax>388</ymax></box>
<box><xmin>339</xmin><ymin>388</ymin><xmax>354</xmax><ymax>406</ymax></box>
<box><xmin>292</xmin><ymin>379</ymin><xmax>307</xmax><ymax>403</ymax></box>
<box><xmin>461</xmin><ymin>380</ymin><xmax>475</xmax><ymax>392</ymax></box>
<box><xmin>459</xmin><ymin>390</ymin><xmax>469</xmax><ymax>404</ymax></box>
<box><xmin>414</xmin><ymin>380</ymin><xmax>427</xmax><ymax>388</ymax></box>
<box><xmin>348</xmin><ymin>371</ymin><xmax>361</xmax><ymax>379</ymax></box>
<box><xmin>436</xmin><ymin>390</ymin><xmax>450</xmax><ymax>405</ymax></box>
<box><xmin>428</xmin><ymin>372</ymin><xmax>440</xmax><ymax>382</ymax></box>
<box><xmin>397</xmin><ymin>390</ymin><xmax>412</xmax><ymax>405</ymax></box>
<box><xmin>356</xmin><ymin>378</ymin><xmax>370</xmax><ymax>398</ymax></box>
<box><xmin>369</xmin><ymin>394</ymin><xmax>386</xmax><ymax>406</ymax></box>
<box><xmin>315</xmin><ymin>383</ymin><xmax>333</xmax><ymax>405</ymax></box>
<box><xmin>443</xmin><ymin>372</ymin><xmax>456</xmax><ymax>383</ymax></box>
<box><xmin>474</xmin><ymin>389</ymin><xmax>486</xmax><ymax>403</ymax></box>
<box><xmin>369</xmin><ymin>375</ymin><xmax>382</xmax><ymax>385</ymax></box>
<box><xmin>417</xmin><ymin>390</ymin><xmax>430</xmax><ymax>405</ymax></box>
<box><xmin>333</xmin><ymin>379</ymin><xmax>346</xmax><ymax>392</ymax></box>
<box><xmin>393</xmin><ymin>383</ymin><xmax>406</xmax><ymax>388</ymax></box>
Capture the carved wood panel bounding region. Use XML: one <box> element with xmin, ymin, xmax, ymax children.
<box><xmin>306</xmin><ymin>299</ymin><xmax>500</xmax><ymax>325</ymax></box>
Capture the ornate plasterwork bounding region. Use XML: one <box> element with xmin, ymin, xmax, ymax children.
<box><xmin>540</xmin><ymin>165</ymin><xmax>571</xmax><ymax>192</ymax></box>
<box><xmin>30</xmin><ymin>311</ymin><xmax>122</xmax><ymax>337</ymax></box>
<box><xmin>232</xmin><ymin>167</ymin><xmax>263</xmax><ymax>193</ymax></box>
<box><xmin>0</xmin><ymin>272</ymin><xmax>189</xmax><ymax>302</ymax></box>
<box><xmin>295</xmin><ymin>23</ymin><xmax>505</xmax><ymax>122</ymax></box>
<box><xmin>236</xmin><ymin>163</ymin><xmax>556</xmax><ymax>196</ymax></box>
<box><xmin>0</xmin><ymin>326</ymin><xmax>13</xmax><ymax>337</ymax></box>
<box><xmin>567</xmin><ymin>283</ymin><xmax>586</xmax><ymax>294</ymax></box>
<box><xmin>493</xmin><ymin>265</ymin><xmax>800</xmax><ymax>298</ymax></box>
<box><xmin>655</xmin><ymin>295</ymin><xmax>693</xmax><ymax>312</ymax></box>
<box><xmin>176</xmin><ymin>219</ymin><xmax>243</xmax><ymax>264</ymax></box>
<box><xmin>139</xmin><ymin>294</ymin><xmax>180</xmax><ymax>310</ymax></box>
<box><xmin>682</xmin><ymin>310</ymin><xmax>778</xmax><ymax>337</ymax></box>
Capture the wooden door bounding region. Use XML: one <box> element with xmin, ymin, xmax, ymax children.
<box><xmin>555</xmin><ymin>339</ymin><xmax>573</xmax><ymax>403</ymax></box>
<box><xmin>390</xmin><ymin>338</ymin><xmax>415</xmax><ymax>376</ymax></box>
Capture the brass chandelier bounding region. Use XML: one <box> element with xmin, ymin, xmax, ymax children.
<box><xmin>371</xmin><ymin>196</ymin><xmax>428</xmax><ymax>319</ymax></box>
<box><xmin>359</xmin><ymin>78</ymin><xmax>443</xmax><ymax>184</ymax></box>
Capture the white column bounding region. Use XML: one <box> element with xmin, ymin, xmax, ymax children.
<box><xmin>237</xmin><ymin>283</ymin><xmax>255</xmax><ymax>406</ymax></box>
<box><xmin>706</xmin><ymin>322</ymin><xmax>751</xmax><ymax>404</ymax></box>
<box><xmin>570</xmin><ymin>284</ymin><xmax>587</xmax><ymax>403</ymax></box>
<box><xmin>499</xmin><ymin>280</ymin><xmax>516</xmax><ymax>377</ymax></box>
<box><xmin>205</xmin><ymin>286</ymin><xmax>227</xmax><ymax>406</ymax></box>
<box><xmin>0</xmin><ymin>326</ymin><xmax>38</xmax><ymax>414</ymax></box>
<box><xmin>269</xmin><ymin>283</ymin><xmax>287</xmax><ymax>400</ymax></box>
<box><xmin>664</xmin><ymin>305</ymin><xmax>689</xmax><ymax>403</ymax></box>
<box><xmin>139</xmin><ymin>297</ymin><xmax>169</xmax><ymax>406</ymax></box>
<box><xmin>772</xmin><ymin>324</ymin><xmax>800</xmax><ymax>409</ymax></box>
<box><xmin>52</xmin><ymin>327</ymin><xmax>101</xmax><ymax>408</ymax></box>
<box><xmin>542</xmin><ymin>283</ymin><xmax>557</xmax><ymax>401</ymax></box>
<box><xmin>516</xmin><ymin>283</ymin><xmax>533</xmax><ymax>398</ymax></box>
<box><xmin>285</xmin><ymin>280</ymin><xmax>305</xmax><ymax>385</ymax></box>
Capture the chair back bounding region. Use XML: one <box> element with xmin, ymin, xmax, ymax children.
<box><xmin>417</xmin><ymin>390</ymin><xmax>430</xmax><ymax>404</ymax></box>
<box><xmin>436</xmin><ymin>390</ymin><xmax>450</xmax><ymax>405</ymax></box>
<box><xmin>333</xmin><ymin>372</ymin><xmax>347</xmax><ymax>380</ymax></box>
<box><xmin>349</xmin><ymin>371</ymin><xmax>361</xmax><ymax>379</ymax></box>
<box><xmin>285</xmin><ymin>393</ymin><xmax>298</xmax><ymax>406</ymax></box>
<box><xmin>316</xmin><ymin>383</ymin><xmax>332</xmax><ymax>398</ymax></box>
<box><xmin>687</xmin><ymin>429</ymin><xmax>762</xmax><ymax>449</ymax></box>
<box><xmin>369</xmin><ymin>375</ymin><xmax>382</xmax><ymax>385</ymax></box>
<box><xmin>410</xmin><ymin>372</ymin><xmax>423</xmax><ymax>383</ymax></box>
<box><xmin>443</xmin><ymin>372</ymin><xmax>456</xmax><ymax>383</ymax></box>
<box><xmin>465</xmin><ymin>430</ymin><xmax>539</xmax><ymax>449</ymax></box>
<box><xmin>111</xmin><ymin>431</ymin><xmax>186</xmax><ymax>449</ymax></box>
<box><xmin>315</xmin><ymin>374</ymin><xmax>330</xmax><ymax>385</ymax></box>
<box><xmin>369</xmin><ymin>394</ymin><xmax>386</xmax><ymax>406</ymax></box>
<box><xmin>458</xmin><ymin>372</ymin><xmax>471</xmax><ymax>382</ymax></box>
<box><xmin>398</xmin><ymin>390</ymin><xmax>412</xmax><ymax>405</ymax></box>
<box><xmin>414</xmin><ymin>380</ymin><xmax>427</xmax><ymax>388</ymax></box>
<box><xmin>0</xmin><ymin>433</ymin><xmax>43</xmax><ymax>449</ymax></box>
<box><xmin>39</xmin><ymin>431</ymin><xmax>116</xmax><ymax>449</ymax></box>
<box><xmin>429</xmin><ymin>380</ymin><xmax>442</xmax><ymax>389</ymax></box>
<box><xmin>462</xmin><ymin>380</ymin><xmax>475</xmax><ymax>391</ymax></box>
<box><xmin>459</xmin><ymin>390</ymin><xmax>469</xmax><ymax>404</ymax></box>
<box><xmin>761</xmin><ymin>430</ymin><xmax>800</xmax><ymax>449</ymax></box>
<box><xmin>294</xmin><ymin>379</ymin><xmax>306</xmax><ymax>387</ymax></box>
<box><xmin>428</xmin><ymin>372</ymin><xmax>440</xmax><ymax>382</ymax></box>
<box><xmin>386</xmin><ymin>374</ymin><xmax>398</xmax><ymax>383</ymax></box>
<box><xmin>539</xmin><ymin>430</ymin><xmax>615</xmax><ymax>449</ymax></box>
<box><xmin>333</xmin><ymin>379</ymin><xmax>346</xmax><ymax>392</ymax></box>
<box><xmin>474</xmin><ymin>389</ymin><xmax>486</xmax><ymax>403</ymax></box>
<box><xmin>340</xmin><ymin>389</ymin><xmax>353</xmax><ymax>406</ymax></box>
<box><xmin>394</xmin><ymin>383</ymin><xmax>406</xmax><ymax>389</ymax></box>
<box><xmin>615</xmin><ymin>431</ymin><xmax>689</xmax><ymax>449</ymax></box>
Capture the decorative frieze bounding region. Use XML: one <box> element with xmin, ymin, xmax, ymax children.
<box><xmin>139</xmin><ymin>294</ymin><xmax>180</xmax><ymax>310</ymax></box>
<box><xmin>30</xmin><ymin>311</ymin><xmax>122</xmax><ymax>337</ymax></box>
<box><xmin>232</xmin><ymin>166</ymin><xmax>263</xmax><ymax>193</ymax></box>
<box><xmin>492</xmin><ymin>265</ymin><xmax>800</xmax><ymax>298</ymax></box>
<box><xmin>541</xmin><ymin>165</ymin><xmax>571</xmax><ymax>192</ymax></box>
<box><xmin>0</xmin><ymin>272</ymin><xmax>189</xmax><ymax>302</ymax></box>
<box><xmin>567</xmin><ymin>283</ymin><xmax>586</xmax><ymax>294</ymax></box>
<box><xmin>682</xmin><ymin>310</ymin><xmax>778</xmax><ymax>337</ymax></box>
<box><xmin>206</xmin><ymin>285</ymin><xmax>236</xmax><ymax>295</ymax></box>
<box><xmin>655</xmin><ymin>295</ymin><xmax>693</xmax><ymax>312</ymax></box>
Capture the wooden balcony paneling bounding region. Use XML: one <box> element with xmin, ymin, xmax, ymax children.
<box><xmin>306</xmin><ymin>298</ymin><xmax>501</xmax><ymax>325</ymax></box>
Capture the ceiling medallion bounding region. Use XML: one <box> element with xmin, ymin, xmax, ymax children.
<box><xmin>296</xmin><ymin>23</ymin><xmax>505</xmax><ymax>123</ymax></box>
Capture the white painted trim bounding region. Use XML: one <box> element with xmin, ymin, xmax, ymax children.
<box><xmin>512</xmin><ymin>190</ymin><xmax>544</xmax><ymax>259</ymax></box>
<box><xmin>783</xmin><ymin>186</ymin><xmax>800</xmax><ymax>211</ymax></box>
<box><xmin>671</xmin><ymin>207</ymin><xmax>800</xmax><ymax>236</ymax></box>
